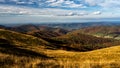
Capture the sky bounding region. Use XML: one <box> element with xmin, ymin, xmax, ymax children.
<box><xmin>0</xmin><ymin>0</ymin><xmax>120</xmax><ymax>24</ymax></box>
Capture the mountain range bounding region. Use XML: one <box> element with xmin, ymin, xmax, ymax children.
<box><xmin>30</xmin><ymin>22</ymin><xmax>120</xmax><ymax>30</ymax></box>
<box><xmin>0</xmin><ymin>23</ymin><xmax>120</xmax><ymax>51</ymax></box>
<box><xmin>77</xmin><ymin>26</ymin><xmax>120</xmax><ymax>40</ymax></box>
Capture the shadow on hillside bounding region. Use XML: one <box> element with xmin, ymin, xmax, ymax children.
<box><xmin>42</xmin><ymin>38</ymin><xmax>66</xmax><ymax>44</ymax></box>
<box><xmin>0</xmin><ymin>39</ymin><xmax>50</xmax><ymax>58</ymax></box>
<box><xmin>43</xmin><ymin>38</ymin><xmax>81</xmax><ymax>51</ymax></box>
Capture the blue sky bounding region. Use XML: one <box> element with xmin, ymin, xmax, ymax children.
<box><xmin>0</xmin><ymin>0</ymin><xmax>120</xmax><ymax>23</ymax></box>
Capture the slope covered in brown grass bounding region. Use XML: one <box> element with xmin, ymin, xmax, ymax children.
<box><xmin>0</xmin><ymin>29</ymin><xmax>120</xmax><ymax>68</ymax></box>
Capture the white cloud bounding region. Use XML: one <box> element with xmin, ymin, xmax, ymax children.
<box><xmin>1</xmin><ymin>0</ymin><xmax>120</xmax><ymax>17</ymax></box>
<box><xmin>1</xmin><ymin>0</ymin><xmax>120</xmax><ymax>23</ymax></box>
<box><xmin>92</xmin><ymin>11</ymin><xmax>102</xmax><ymax>15</ymax></box>
<box><xmin>78</xmin><ymin>12</ymin><xmax>88</xmax><ymax>16</ymax></box>
<box><xmin>85</xmin><ymin>0</ymin><xmax>120</xmax><ymax>9</ymax></box>
<box><xmin>85</xmin><ymin>0</ymin><xmax>104</xmax><ymax>6</ymax></box>
<box><xmin>0</xmin><ymin>5</ymin><xmax>41</xmax><ymax>15</ymax></box>
<box><xmin>0</xmin><ymin>5</ymin><xmax>104</xmax><ymax>17</ymax></box>
<box><xmin>16</xmin><ymin>2</ymin><xmax>27</xmax><ymax>4</ymax></box>
<box><xmin>11</xmin><ymin>0</ymin><xmax>19</xmax><ymax>2</ymax></box>
<box><xmin>1</xmin><ymin>0</ymin><xmax>120</xmax><ymax>9</ymax></box>
<box><xmin>47</xmin><ymin>0</ymin><xmax>87</xmax><ymax>8</ymax></box>
<box><xmin>46</xmin><ymin>0</ymin><xmax>56</xmax><ymax>3</ymax></box>
<box><xmin>67</xmin><ymin>12</ymin><xmax>76</xmax><ymax>16</ymax></box>
<box><xmin>99</xmin><ymin>0</ymin><xmax>120</xmax><ymax>8</ymax></box>
<box><xmin>43</xmin><ymin>0</ymin><xmax>120</xmax><ymax>9</ymax></box>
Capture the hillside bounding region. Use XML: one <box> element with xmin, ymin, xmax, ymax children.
<box><xmin>27</xmin><ymin>28</ymin><xmax>68</xmax><ymax>39</ymax></box>
<box><xmin>1</xmin><ymin>28</ymin><xmax>120</xmax><ymax>52</ymax></box>
<box><xmin>52</xmin><ymin>32</ymin><xmax>120</xmax><ymax>51</ymax></box>
<box><xmin>1</xmin><ymin>26</ymin><xmax>120</xmax><ymax>52</ymax></box>
<box><xmin>7</xmin><ymin>24</ymin><xmax>68</xmax><ymax>34</ymax></box>
<box><xmin>0</xmin><ymin>29</ymin><xmax>120</xmax><ymax>68</ymax></box>
<box><xmin>4</xmin><ymin>24</ymin><xmax>68</xmax><ymax>39</ymax></box>
<box><xmin>1</xmin><ymin>31</ymin><xmax>120</xmax><ymax>68</ymax></box>
<box><xmin>0</xmin><ymin>25</ymin><xmax>6</xmax><ymax>29</ymax></box>
<box><xmin>0</xmin><ymin>29</ymin><xmax>54</xmax><ymax>68</ymax></box>
<box><xmin>45</xmin><ymin>45</ymin><xmax>120</xmax><ymax>68</ymax></box>
<box><xmin>0</xmin><ymin>29</ymin><xmax>49</xmax><ymax>46</ymax></box>
<box><xmin>78</xmin><ymin>26</ymin><xmax>120</xmax><ymax>40</ymax></box>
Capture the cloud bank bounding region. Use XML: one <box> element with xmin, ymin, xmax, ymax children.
<box><xmin>0</xmin><ymin>0</ymin><xmax>120</xmax><ymax>23</ymax></box>
<box><xmin>0</xmin><ymin>0</ymin><xmax>120</xmax><ymax>9</ymax></box>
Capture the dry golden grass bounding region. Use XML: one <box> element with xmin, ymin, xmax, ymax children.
<box><xmin>1</xmin><ymin>29</ymin><xmax>120</xmax><ymax>68</ymax></box>
<box><xmin>1</xmin><ymin>44</ymin><xmax>120</xmax><ymax>68</ymax></box>
<box><xmin>44</xmin><ymin>45</ymin><xmax>120</xmax><ymax>68</ymax></box>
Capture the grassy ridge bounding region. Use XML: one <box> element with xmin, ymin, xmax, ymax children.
<box><xmin>0</xmin><ymin>29</ymin><xmax>55</xmax><ymax>68</ymax></box>
<box><xmin>0</xmin><ymin>29</ymin><xmax>49</xmax><ymax>46</ymax></box>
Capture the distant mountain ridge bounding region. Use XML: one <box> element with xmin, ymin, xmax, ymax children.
<box><xmin>0</xmin><ymin>24</ymin><xmax>69</xmax><ymax>39</ymax></box>
<box><xmin>1</xmin><ymin>22</ymin><xmax>120</xmax><ymax>30</ymax></box>
<box><xmin>1</xmin><ymin>23</ymin><xmax>120</xmax><ymax>39</ymax></box>
<box><xmin>0</xmin><ymin>25</ymin><xmax>5</xmax><ymax>29</ymax></box>
<box><xmin>76</xmin><ymin>26</ymin><xmax>120</xmax><ymax>40</ymax></box>
<box><xmin>33</xmin><ymin>22</ymin><xmax>120</xmax><ymax>30</ymax></box>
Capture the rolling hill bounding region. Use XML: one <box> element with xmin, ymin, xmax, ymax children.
<box><xmin>4</xmin><ymin>24</ymin><xmax>69</xmax><ymax>39</ymax></box>
<box><xmin>35</xmin><ymin>22</ymin><xmax>120</xmax><ymax>30</ymax></box>
<box><xmin>52</xmin><ymin>32</ymin><xmax>120</xmax><ymax>51</ymax></box>
<box><xmin>0</xmin><ymin>28</ymin><xmax>120</xmax><ymax>68</ymax></box>
<box><xmin>7</xmin><ymin>24</ymin><xmax>68</xmax><ymax>33</ymax></box>
<box><xmin>77</xmin><ymin>26</ymin><xmax>120</xmax><ymax>40</ymax></box>
<box><xmin>0</xmin><ymin>29</ymin><xmax>120</xmax><ymax>68</ymax></box>
<box><xmin>0</xmin><ymin>29</ymin><xmax>53</xmax><ymax>68</ymax></box>
<box><xmin>45</xmin><ymin>45</ymin><xmax>120</xmax><ymax>68</ymax></box>
<box><xmin>0</xmin><ymin>25</ymin><xmax>120</xmax><ymax>52</ymax></box>
<box><xmin>27</xmin><ymin>27</ymin><xmax>68</xmax><ymax>39</ymax></box>
<box><xmin>0</xmin><ymin>25</ymin><xmax>6</xmax><ymax>29</ymax></box>
<box><xmin>0</xmin><ymin>29</ymin><xmax>49</xmax><ymax>46</ymax></box>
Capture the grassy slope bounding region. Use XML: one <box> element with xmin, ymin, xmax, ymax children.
<box><xmin>0</xmin><ymin>29</ymin><xmax>120</xmax><ymax>68</ymax></box>
<box><xmin>0</xmin><ymin>29</ymin><xmax>49</xmax><ymax>46</ymax></box>
<box><xmin>45</xmin><ymin>45</ymin><xmax>120</xmax><ymax>68</ymax></box>
<box><xmin>52</xmin><ymin>32</ymin><xmax>120</xmax><ymax>51</ymax></box>
<box><xmin>1</xmin><ymin>45</ymin><xmax>120</xmax><ymax>68</ymax></box>
<box><xmin>0</xmin><ymin>29</ymin><xmax>56</xmax><ymax>68</ymax></box>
